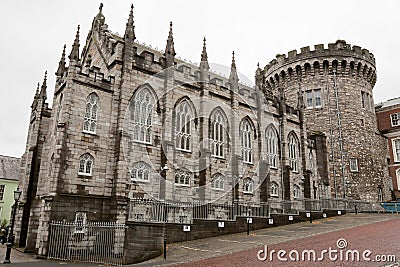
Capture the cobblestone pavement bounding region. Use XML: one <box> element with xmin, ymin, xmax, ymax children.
<box><xmin>135</xmin><ymin>213</ymin><xmax>400</xmax><ymax>267</ymax></box>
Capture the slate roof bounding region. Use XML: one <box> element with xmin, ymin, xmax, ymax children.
<box><xmin>0</xmin><ymin>155</ymin><xmax>21</xmax><ymax>181</ymax></box>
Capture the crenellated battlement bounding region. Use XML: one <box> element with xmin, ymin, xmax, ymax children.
<box><xmin>265</xmin><ymin>40</ymin><xmax>375</xmax><ymax>73</ymax></box>
<box><xmin>264</xmin><ymin>40</ymin><xmax>377</xmax><ymax>90</ymax></box>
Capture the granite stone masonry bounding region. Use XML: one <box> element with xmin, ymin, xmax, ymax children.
<box><xmin>12</xmin><ymin>3</ymin><xmax>391</xmax><ymax>262</ymax></box>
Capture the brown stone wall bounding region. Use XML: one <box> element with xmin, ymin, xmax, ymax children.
<box><xmin>263</xmin><ymin>40</ymin><xmax>389</xmax><ymax>201</ymax></box>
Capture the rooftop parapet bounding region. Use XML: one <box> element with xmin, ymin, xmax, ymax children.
<box><xmin>265</xmin><ymin>40</ymin><xmax>375</xmax><ymax>73</ymax></box>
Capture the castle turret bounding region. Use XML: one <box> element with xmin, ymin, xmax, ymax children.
<box><xmin>263</xmin><ymin>40</ymin><xmax>388</xmax><ymax>201</ymax></box>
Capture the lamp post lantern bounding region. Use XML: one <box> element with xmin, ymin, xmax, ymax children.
<box><xmin>3</xmin><ymin>187</ymin><xmax>22</xmax><ymax>264</ymax></box>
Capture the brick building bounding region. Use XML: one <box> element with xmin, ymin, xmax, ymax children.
<box><xmin>13</xmin><ymin>3</ymin><xmax>390</xmax><ymax>256</ymax></box>
<box><xmin>376</xmin><ymin>97</ymin><xmax>400</xmax><ymax>200</ymax></box>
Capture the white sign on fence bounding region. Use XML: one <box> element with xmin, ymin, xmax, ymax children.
<box><xmin>218</xmin><ymin>221</ymin><xmax>224</xmax><ymax>228</ymax></box>
<box><xmin>268</xmin><ymin>219</ymin><xmax>274</xmax><ymax>225</ymax></box>
<box><xmin>306</xmin><ymin>212</ymin><xmax>310</xmax><ymax>218</ymax></box>
<box><xmin>288</xmin><ymin>216</ymin><xmax>293</xmax><ymax>221</ymax></box>
<box><xmin>338</xmin><ymin>211</ymin><xmax>342</xmax><ymax>215</ymax></box>
<box><xmin>323</xmin><ymin>213</ymin><xmax>327</xmax><ymax>218</ymax></box>
<box><xmin>247</xmin><ymin>218</ymin><xmax>253</xmax><ymax>224</ymax></box>
<box><xmin>183</xmin><ymin>225</ymin><xmax>191</xmax><ymax>232</ymax></box>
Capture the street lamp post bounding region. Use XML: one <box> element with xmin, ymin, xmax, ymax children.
<box><xmin>3</xmin><ymin>188</ymin><xmax>22</xmax><ymax>264</ymax></box>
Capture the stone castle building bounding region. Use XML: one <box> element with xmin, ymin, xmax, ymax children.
<box><xmin>260</xmin><ymin>41</ymin><xmax>389</xmax><ymax>201</ymax></box>
<box><xmin>14</xmin><ymin>3</ymin><xmax>389</xmax><ymax>254</ymax></box>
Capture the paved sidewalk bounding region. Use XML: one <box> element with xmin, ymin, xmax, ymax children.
<box><xmin>0</xmin><ymin>213</ymin><xmax>398</xmax><ymax>266</ymax></box>
<box><xmin>134</xmin><ymin>213</ymin><xmax>399</xmax><ymax>267</ymax></box>
<box><xmin>0</xmin><ymin>244</ymin><xmax>39</xmax><ymax>263</ymax></box>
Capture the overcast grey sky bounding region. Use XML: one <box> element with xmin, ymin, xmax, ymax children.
<box><xmin>1</xmin><ymin>0</ymin><xmax>399</xmax><ymax>158</ymax></box>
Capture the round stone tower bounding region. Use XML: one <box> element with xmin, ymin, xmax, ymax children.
<box><xmin>262</xmin><ymin>40</ymin><xmax>389</xmax><ymax>201</ymax></box>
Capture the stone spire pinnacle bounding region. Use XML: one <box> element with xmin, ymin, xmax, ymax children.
<box><xmin>69</xmin><ymin>25</ymin><xmax>80</xmax><ymax>62</ymax></box>
<box><xmin>93</xmin><ymin>3</ymin><xmax>105</xmax><ymax>29</ymax></box>
<box><xmin>40</xmin><ymin>71</ymin><xmax>47</xmax><ymax>100</ymax></box>
<box><xmin>255</xmin><ymin>62</ymin><xmax>262</xmax><ymax>87</ymax></box>
<box><xmin>31</xmin><ymin>82</ymin><xmax>40</xmax><ymax>108</ymax></box>
<box><xmin>99</xmin><ymin>2</ymin><xmax>103</xmax><ymax>13</ymax></box>
<box><xmin>35</xmin><ymin>82</ymin><xmax>40</xmax><ymax>97</ymax></box>
<box><xmin>164</xmin><ymin>21</ymin><xmax>176</xmax><ymax>68</ymax></box>
<box><xmin>200</xmin><ymin>37</ymin><xmax>209</xmax><ymax>71</ymax></box>
<box><xmin>231</xmin><ymin>51</ymin><xmax>236</xmax><ymax>69</ymax></box>
<box><xmin>165</xmin><ymin>22</ymin><xmax>176</xmax><ymax>56</ymax></box>
<box><xmin>229</xmin><ymin>51</ymin><xmax>238</xmax><ymax>83</ymax></box>
<box><xmin>56</xmin><ymin>44</ymin><xmax>66</xmax><ymax>76</ymax></box>
<box><xmin>124</xmin><ymin>4</ymin><xmax>135</xmax><ymax>41</ymax></box>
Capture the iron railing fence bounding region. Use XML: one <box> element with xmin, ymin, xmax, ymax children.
<box><xmin>268</xmin><ymin>200</ymin><xmax>301</xmax><ymax>215</ymax></box>
<box><xmin>320</xmin><ymin>198</ymin><xmax>383</xmax><ymax>212</ymax></box>
<box><xmin>128</xmin><ymin>198</ymin><xmax>384</xmax><ymax>224</ymax></box>
<box><xmin>48</xmin><ymin>221</ymin><xmax>125</xmax><ymax>266</ymax></box>
<box><xmin>128</xmin><ymin>198</ymin><xmax>270</xmax><ymax>223</ymax></box>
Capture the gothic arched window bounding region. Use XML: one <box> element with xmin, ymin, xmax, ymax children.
<box><xmin>56</xmin><ymin>94</ymin><xmax>63</xmax><ymax>127</ymax></box>
<box><xmin>243</xmin><ymin>178</ymin><xmax>253</xmax><ymax>193</ymax></box>
<box><xmin>83</xmin><ymin>93</ymin><xmax>98</xmax><ymax>134</ymax></box>
<box><xmin>293</xmin><ymin>185</ymin><xmax>301</xmax><ymax>199</ymax></box>
<box><xmin>241</xmin><ymin>119</ymin><xmax>253</xmax><ymax>163</ymax></box>
<box><xmin>130</xmin><ymin>161</ymin><xmax>151</xmax><ymax>182</ymax></box>
<box><xmin>79</xmin><ymin>153</ymin><xmax>94</xmax><ymax>176</ymax></box>
<box><xmin>211</xmin><ymin>173</ymin><xmax>224</xmax><ymax>190</ymax></box>
<box><xmin>175</xmin><ymin>100</ymin><xmax>194</xmax><ymax>152</ymax></box>
<box><xmin>175</xmin><ymin>169</ymin><xmax>190</xmax><ymax>185</ymax></box>
<box><xmin>266</xmin><ymin>126</ymin><xmax>278</xmax><ymax>168</ymax></box>
<box><xmin>132</xmin><ymin>87</ymin><xmax>154</xmax><ymax>144</ymax></box>
<box><xmin>210</xmin><ymin>109</ymin><xmax>227</xmax><ymax>158</ymax></box>
<box><xmin>270</xmin><ymin>182</ymin><xmax>279</xmax><ymax>197</ymax></box>
<box><xmin>309</xmin><ymin>151</ymin><xmax>314</xmax><ymax>171</ymax></box>
<box><xmin>288</xmin><ymin>133</ymin><xmax>299</xmax><ymax>172</ymax></box>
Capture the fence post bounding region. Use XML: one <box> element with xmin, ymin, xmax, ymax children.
<box><xmin>164</xmin><ymin>237</ymin><xmax>167</xmax><ymax>260</ymax></box>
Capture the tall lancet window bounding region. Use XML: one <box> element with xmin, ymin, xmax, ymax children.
<box><xmin>83</xmin><ymin>93</ymin><xmax>99</xmax><ymax>134</ymax></box>
<box><xmin>288</xmin><ymin>132</ymin><xmax>299</xmax><ymax>172</ymax></box>
<box><xmin>266</xmin><ymin>126</ymin><xmax>278</xmax><ymax>168</ymax></box>
<box><xmin>241</xmin><ymin>119</ymin><xmax>253</xmax><ymax>163</ymax></box>
<box><xmin>210</xmin><ymin>109</ymin><xmax>226</xmax><ymax>158</ymax></box>
<box><xmin>175</xmin><ymin>99</ymin><xmax>194</xmax><ymax>152</ymax></box>
<box><xmin>132</xmin><ymin>87</ymin><xmax>154</xmax><ymax>144</ymax></box>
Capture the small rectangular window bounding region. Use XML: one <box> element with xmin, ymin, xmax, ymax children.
<box><xmin>314</xmin><ymin>89</ymin><xmax>322</xmax><ymax>107</ymax></box>
<box><xmin>306</xmin><ymin>90</ymin><xmax>313</xmax><ymax>108</ymax></box>
<box><xmin>305</xmin><ymin>89</ymin><xmax>322</xmax><ymax>108</ymax></box>
<box><xmin>349</xmin><ymin>158</ymin><xmax>358</xmax><ymax>172</ymax></box>
<box><xmin>393</xmin><ymin>139</ymin><xmax>400</xmax><ymax>162</ymax></box>
<box><xmin>361</xmin><ymin>92</ymin><xmax>365</xmax><ymax>108</ymax></box>
<box><xmin>391</xmin><ymin>113</ymin><xmax>400</xmax><ymax>127</ymax></box>
<box><xmin>0</xmin><ymin>185</ymin><xmax>5</xmax><ymax>201</ymax></box>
